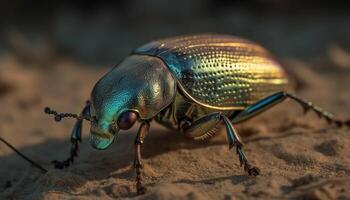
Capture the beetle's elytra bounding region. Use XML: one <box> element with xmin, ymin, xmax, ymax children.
<box><xmin>44</xmin><ymin>34</ymin><xmax>348</xmax><ymax>195</ymax></box>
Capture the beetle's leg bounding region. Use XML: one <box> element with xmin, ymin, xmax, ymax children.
<box><xmin>180</xmin><ymin>113</ymin><xmax>260</xmax><ymax>176</ymax></box>
<box><xmin>231</xmin><ymin>92</ymin><xmax>287</xmax><ymax>123</ymax></box>
<box><xmin>231</xmin><ymin>92</ymin><xmax>349</xmax><ymax>127</ymax></box>
<box><xmin>51</xmin><ymin>119</ymin><xmax>82</xmax><ymax>169</ymax></box>
<box><xmin>180</xmin><ymin>112</ymin><xmax>222</xmax><ymax>140</ymax></box>
<box><xmin>52</xmin><ymin>102</ymin><xmax>90</xmax><ymax>169</ymax></box>
<box><xmin>134</xmin><ymin>121</ymin><xmax>150</xmax><ymax>195</ymax></box>
<box><xmin>285</xmin><ymin>93</ymin><xmax>349</xmax><ymax>127</ymax></box>
<box><xmin>221</xmin><ymin>115</ymin><xmax>260</xmax><ymax>176</ymax></box>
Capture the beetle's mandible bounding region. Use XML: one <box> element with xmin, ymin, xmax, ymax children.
<box><xmin>44</xmin><ymin>34</ymin><xmax>349</xmax><ymax>195</ymax></box>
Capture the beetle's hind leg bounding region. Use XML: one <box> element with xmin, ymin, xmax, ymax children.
<box><xmin>231</xmin><ymin>92</ymin><xmax>349</xmax><ymax>127</ymax></box>
<box><xmin>286</xmin><ymin>93</ymin><xmax>349</xmax><ymax>127</ymax></box>
<box><xmin>180</xmin><ymin>113</ymin><xmax>260</xmax><ymax>176</ymax></box>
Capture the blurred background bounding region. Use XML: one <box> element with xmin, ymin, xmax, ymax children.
<box><xmin>0</xmin><ymin>0</ymin><xmax>350</xmax><ymax>66</ymax></box>
<box><xmin>1</xmin><ymin>1</ymin><xmax>350</xmax><ymax>199</ymax></box>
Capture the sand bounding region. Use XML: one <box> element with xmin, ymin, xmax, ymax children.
<box><xmin>0</xmin><ymin>51</ymin><xmax>350</xmax><ymax>200</ymax></box>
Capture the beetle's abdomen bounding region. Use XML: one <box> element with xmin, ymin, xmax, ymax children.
<box><xmin>134</xmin><ymin>34</ymin><xmax>288</xmax><ymax>110</ymax></box>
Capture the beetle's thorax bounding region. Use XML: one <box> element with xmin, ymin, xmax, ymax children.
<box><xmin>91</xmin><ymin>55</ymin><xmax>176</xmax><ymax>120</ymax></box>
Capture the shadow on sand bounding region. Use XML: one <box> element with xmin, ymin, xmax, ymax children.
<box><xmin>0</xmin><ymin>125</ymin><xmax>230</xmax><ymax>197</ymax></box>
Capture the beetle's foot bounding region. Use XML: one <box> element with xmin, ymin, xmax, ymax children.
<box><xmin>134</xmin><ymin>162</ymin><xmax>147</xmax><ymax>195</ymax></box>
<box><xmin>51</xmin><ymin>140</ymin><xmax>79</xmax><ymax>169</ymax></box>
<box><xmin>137</xmin><ymin>184</ymin><xmax>147</xmax><ymax>195</ymax></box>
<box><xmin>244</xmin><ymin>163</ymin><xmax>260</xmax><ymax>176</ymax></box>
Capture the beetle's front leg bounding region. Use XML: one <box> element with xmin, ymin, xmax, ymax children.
<box><xmin>134</xmin><ymin>121</ymin><xmax>150</xmax><ymax>195</ymax></box>
<box><xmin>50</xmin><ymin>101</ymin><xmax>91</xmax><ymax>169</ymax></box>
<box><xmin>51</xmin><ymin>119</ymin><xmax>82</xmax><ymax>169</ymax></box>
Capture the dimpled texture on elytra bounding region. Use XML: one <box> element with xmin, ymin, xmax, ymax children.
<box><xmin>134</xmin><ymin>34</ymin><xmax>288</xmax><ymax>110</ymax></box>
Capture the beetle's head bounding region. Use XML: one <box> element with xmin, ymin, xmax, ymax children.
<box><xmin>86</xmin><ymin>55</ymin><xmax>176</xmax><ymax>150</ymax></box>
<box><xmin>88</xmin><ymin>97</ymin><xmax>138</xmax><ymax>150</ymax></box>
<box><xmin>44</xmin><ymin>99</ymin><xmax>138</xmax><ymax>151</ymax></box>
<box><xmin>87</xmin><ymin>68</ymin><xmax>142</xmax><ymax>150</ymax></box>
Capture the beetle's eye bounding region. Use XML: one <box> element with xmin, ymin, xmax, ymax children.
<box><xmin>117</xmin><ymin>111</ymin><xmax>137</xmax><ymax>130</ymax></box>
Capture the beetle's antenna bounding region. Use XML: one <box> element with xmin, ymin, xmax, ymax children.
<box><xmin>0</xmin><ymin>137</ymin><xmax>48</xmax><ymax>173</ymax></box>
<box><xmin>44</xmin><ymin>107</ymin><xmax>91</xmax><ymax>122</ymax></box>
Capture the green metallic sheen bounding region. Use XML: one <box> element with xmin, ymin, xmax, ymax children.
<box><xmin>88</xmin><ymin>34</ymin><xmax>289</xmax><ymax>149</ymax></box>
<box><xmin>89</xmin><ymin>55</ymin><xmax>176</xmax><ymax>149</ymax></box>
<box><xmin>134</xmin><ymin>34</ymin><xmax>288</xmax><ymax>110</ymax></box>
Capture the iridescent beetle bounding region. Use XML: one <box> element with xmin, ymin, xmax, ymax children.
<box><xmin>45</xmin><ymin>34</ymin><xmax>349</xmax><ymax>194</ymax></box>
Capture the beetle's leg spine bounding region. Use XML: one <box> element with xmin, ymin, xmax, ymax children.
<box><xmin>180</xmin><ymin>112</ymin><xmax>222</xmax><ymax>140</ymax></box>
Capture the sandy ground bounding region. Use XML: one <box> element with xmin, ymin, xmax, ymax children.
<box><xmin>0</xmin><ymin>51</ymin><xmax>350</xmax><ymax>200</ymax></box>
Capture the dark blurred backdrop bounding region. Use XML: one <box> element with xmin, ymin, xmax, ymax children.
<box><xmin>0</xmin><ymin>0</ymin><xmax>349</xmax><ymax>66</ymax></box>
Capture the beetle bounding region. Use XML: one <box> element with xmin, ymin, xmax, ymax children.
<box><xmin>44</xmin><ymin>34</ymin><xmax>349</xmax><ymax>195</ymax></box>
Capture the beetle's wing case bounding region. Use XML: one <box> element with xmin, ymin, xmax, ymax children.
<box><xmin>134</xmin><ymin>34</ymin><xmax>288</xmax><ymax>110</ymax></box>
